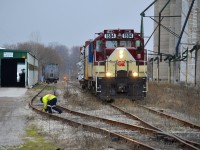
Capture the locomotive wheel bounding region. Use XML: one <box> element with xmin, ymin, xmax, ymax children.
<box><xmin>104</xmin><ymin>98</ymin><xmax>114</xmax><ymax>103</ymax></box>
<box><xmin>81</xmin><ymin>85</ymin><xmax>86</xmax><ymax>89</ymax></box>
<box><xmin>131</xmin><ymin>97</ymin><xmax>144</xmax><ymax>101</ymax></box>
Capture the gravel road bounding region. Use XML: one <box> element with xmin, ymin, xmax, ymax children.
<box><xmin>0</xmin><ymin>88</ymin><xmax>29</xmax><ymax>149</ymax></box>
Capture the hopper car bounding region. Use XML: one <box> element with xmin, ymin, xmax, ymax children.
<box><xmin>43</xmin><ymin>64</ymin><xmax>59</xmax><ymax>83</ymax></box>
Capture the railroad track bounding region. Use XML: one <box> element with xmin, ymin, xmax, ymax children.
<box><xmin>29</xmin><ymin>84</ymin><xmax>200</xmax><ymax>150</ymax></box>
<box><xmin>30</xmin><ymin>85</ymin><xmax>154</xmax><ymax>149</ymax></box>
<box><xmin>138</xmin><ymin>104</ymin><xmax>200</xmax><ymax>130</ymax></box>
<box><xmin>67</xmin><ymin>81</ymin><xmax>200</xmax><ymax>146</ymax></box>
<box><xmin>110</xmin><ymin>104</ymin><xmax>200</xmax><ymax>149</ymax></box>
<box><xmin>137</xmin><ymin>104</ymin><xmax>200</xmax><ymax>146</ymax></box>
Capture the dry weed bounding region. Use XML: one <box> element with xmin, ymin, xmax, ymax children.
<box><xmin>144</xmin><ymin>82</ymin><xmax>200</xmax><ymax>124</ymax></box>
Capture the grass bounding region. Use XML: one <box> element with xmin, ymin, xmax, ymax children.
<box><xmin>32</xmin><ymin>84</ymin><xmax>45</xmax><ymax>90</ymax></box>
<box><xmin>9</xmin><ymin>125</ymin><xmax>57</xmax><ymax>150</ymax></box>
<box><xmin>64</xmin><ymin>87</ymin><xmax>103</xmax><ymax>111</ymax></box>
<box><xmin>143</xmin><ymin>82</ymin><xmax>200</xmax><ymax>124</ymax></box>
<box><xmin>31</xmin><ymin>83</ymin><xmax>55</xmax><ymax>92</ymax></box>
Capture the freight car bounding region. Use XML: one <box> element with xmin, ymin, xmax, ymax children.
<box><xmin>77</xmin><ymin>29</ymin><xmax>147</xmax><ymax>101</ymax></box>
<box><xmin>43</xmin><ymin>64</ymin><xmax>59</xmax><ymax>83</ymax></box>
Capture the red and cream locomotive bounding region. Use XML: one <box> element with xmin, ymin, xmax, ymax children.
<box><xmin>78</xmin><ymin>29</ymin><xmax>147</xmax><ymax>100</ymax></box>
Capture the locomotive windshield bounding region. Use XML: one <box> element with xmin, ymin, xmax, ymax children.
<box><xmin>120</xmin><ymin>40</ymin><xmax>132</xmax><ymax>47</ymax></box>
<box><xmin>105</xmin><ymin>41</ymin><xmax>117</xmax><ymax>48</ymax></box>
<box><xmin>105</xmin><ymin>40</ymin><xmax>133</xmax><ymax>48</ymax></box>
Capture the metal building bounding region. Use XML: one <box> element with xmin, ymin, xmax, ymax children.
<box><xmin>0</xmin><ymin>49</ymin><xmax>38</xmax><ymax>87</ymax></box>
<box><xmin>153</xmin><ymin>0</ymin><xmax>200</xmax><ymax>85</ymax></box>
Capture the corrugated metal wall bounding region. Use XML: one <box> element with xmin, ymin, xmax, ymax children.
<box><xmin>27</xmin><ymin>53</ymin><xmax>38</xmax><ymax>87</ymax></box>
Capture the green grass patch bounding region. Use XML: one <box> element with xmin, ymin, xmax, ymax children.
<box><xmin>32</xmin><ymin>84</ymin><xmax>45</xmax><ymax>90</ymax></box>
<box><xmin>15</xmin><ymin>125</ymin><xmax>57</xmax><ymax>150</ymax></box>
<box><xmin>32</xmin><ymin>84</ymin><xmax>54</xmax><ymax>91</ymax></box>
<box><xmin>44</xmin><ymin>86</ymin><xmax>55</xmax><ymax>91</ymax></box>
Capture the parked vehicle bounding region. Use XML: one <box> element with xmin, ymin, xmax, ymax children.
<box><xmin>43</xmin><ymin>64</ymin><xmax>59</xmax><ymax>83</ymax></box>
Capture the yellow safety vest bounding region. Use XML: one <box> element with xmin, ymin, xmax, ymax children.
<box><xmin>42</xmin><ymin>94</ymin><xmax>56</xmax><ymax>109</ymax></box>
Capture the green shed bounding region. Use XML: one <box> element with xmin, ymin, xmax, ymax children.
<box><xmin>0</xmin><ymin>49</ymin><xmax>38</xmax><ymax>87</ymax></box>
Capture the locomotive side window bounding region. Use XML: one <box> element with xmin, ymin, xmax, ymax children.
<box><xmin>135</xmin><ymin>40</ymin><xmax>143</xmax><ymax>51</ymax></box>
<box><xmin>106</xmin><ymin>40</ymin><xmax>117</xmax><ymax>48</ymax></box>
<box><xmin>120</xmin><ymin>40</ymin><xmax>132</xmax><ymax>47</ymax></box>
<box><xmin>96</xmin><ymin>40</ymin><xmax>103</xmax><ymax>52</ymax></box>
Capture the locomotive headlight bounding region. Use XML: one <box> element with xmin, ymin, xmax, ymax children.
<box><xmin>132</xmin><ymin>72</ymin><xmax>138</xmax><ymax>77</ymax></box>
<box><xmin>106</xmin><ymin>72</ymin><xmax>111</xmax><ymax>77</ymax></box>
<box><xmin>119</xmin><ymin>50</ymin><xmax>124</xmax><ymax>59</ymax></box>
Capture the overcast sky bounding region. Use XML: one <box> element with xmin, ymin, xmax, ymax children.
<box><xmin>0</xmin><ymin>0</ymin><xmax>154</xmax><ymax>50</ymax></box>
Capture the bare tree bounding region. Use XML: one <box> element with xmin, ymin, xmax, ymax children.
<box><xmin>48</xmin><ymin>43</ymin><xmax>70</xmax><ymax>78</ymax></box>
<box><xmin>3</xmin><ymin>44</ymin><xmax>18</xmax><ymax>49</ymax></box>
<box><xmin>29</xmin><ymin>32</ymin><xmax>42</xmax><ymax>57</ymax></box>
<box><xmin>68</xmin><ymin>46</ymin><xmax>80</xmax><ymax>79</ymax></box>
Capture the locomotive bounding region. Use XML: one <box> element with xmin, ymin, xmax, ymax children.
<box><xmin>43</xmin><ymin>64</ymin><xmax>59</xmax><ymax>83</ymax></box>
<box><xmin>77</xmin><ymin>29</ymin><xmax>147</xmax><ymax>100</ymax></box>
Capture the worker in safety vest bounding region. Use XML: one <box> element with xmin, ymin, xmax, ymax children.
<box><xmin>40</xmin><ymin>94</ymin><xmax>62</xmax><ymax>114</ymax></box>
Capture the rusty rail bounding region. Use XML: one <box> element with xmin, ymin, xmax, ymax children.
<box><xmin>110</xmin><ymin>104</ymin><xmax>200</xmax><ymax>149</ymax></box>
<box><xmin>138</xmin><ymin>104</ymin><xmax>200</xmax><ymax>130</ymax></box>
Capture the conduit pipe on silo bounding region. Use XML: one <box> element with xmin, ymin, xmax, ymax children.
<box><xmin>158</xmin><ymin>0</ymin><xmax>171</xmax><ymax>56</ymax></box>
<box><xmin>157</xmin><ymin>0</ymin><xmax>171</xmax><ymax>83</ymax></box>
<box><xmin>175</xmin><ymin>0</ymin><xmax>195</xmax><ymax>57</ymax></box>
<box><xmin>140</xmin><ymin>0</ymin><xmax>158</xmax><ymax>17</ymax></box>
<box><xmin>140</xmin><ymin>0</ymin><xmax>158</xmax><ymax>38</ymax></box>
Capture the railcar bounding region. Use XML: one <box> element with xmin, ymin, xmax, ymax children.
<box><xmin>77</xmin><ymin>29</ymin><xmax>147</xmax><ymax>100</ymax></box>
<box><xmin>43</xmin><ymin>64</ymin><xmax>59</xmax><ymax>83</ymax></box>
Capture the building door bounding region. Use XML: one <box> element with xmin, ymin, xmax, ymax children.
<box><xmin>1</xmin><ymin>58</ymin><xmax>25</xmax><ymax>87</ymax></box>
